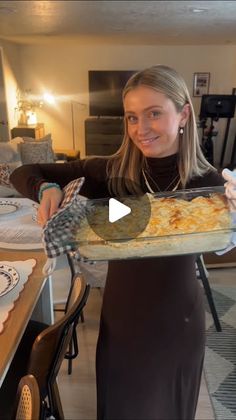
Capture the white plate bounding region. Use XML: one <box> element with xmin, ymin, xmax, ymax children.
<box><xmin>0</xmin><ymin>200</ymin><xmax>20</xmax><ymax>215</ymax></box>
<box><xmin>0</xmin><ymin>264</ymin><xmax>20</xmax><ymax>297</ymax></box>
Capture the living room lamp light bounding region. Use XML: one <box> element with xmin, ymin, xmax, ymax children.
<box><xmin>26</xmin><ymin>111</ymin><xmax>37</xmax><ymax>125</ymax></box>
<box><xmin>26</xmin><ymin>93</ymin><xmax>54</xmax><ymax>125</ymax></box>
<box><xmin>43</xmin><ymin>92</ymin><xmax>55</xmax><ymax>105</ymax></box>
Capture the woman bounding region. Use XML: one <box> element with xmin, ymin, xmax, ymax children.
<box><xmin>10</xmin><ymin>65</ymin><xmax>235</xmax><ymax>419</ymax></box>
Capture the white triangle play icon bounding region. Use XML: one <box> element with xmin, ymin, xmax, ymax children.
<box><xmin>109</xmin><ymin>198</ymin><xmax>131</xmax><ymax>223</ymax></box>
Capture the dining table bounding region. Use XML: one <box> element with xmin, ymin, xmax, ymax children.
<box><xmin>0</xmin><ymin>197</ymin><xmax>54</xmax><ymax>387</ymax></box>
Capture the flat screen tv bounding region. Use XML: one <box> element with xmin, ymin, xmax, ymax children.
<box><xmin>199</xmin><ymin>94</ymin><xmax>236</xmax><ymax>120</ymax></box>
<box><xmin>88</xmin><ymin>70</ymin><xmax>137</xmax><ymax>117</ymax></box>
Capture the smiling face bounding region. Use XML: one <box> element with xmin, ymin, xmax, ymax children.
<box><xmin>124</xmin><ymin>85</ymin><xmax>189</xmax><ymax>158</ymax></box>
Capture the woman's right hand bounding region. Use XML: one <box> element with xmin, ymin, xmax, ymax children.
<box><xmin>37</xmin><ymin>186</ymin><xmax>64</xmax><ymax>226</ymax></box>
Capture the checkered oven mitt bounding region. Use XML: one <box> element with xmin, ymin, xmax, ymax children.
<box><xmin>42</xmin><ymin>177</ymin><xmax>92</xmax><ymax>275</ymax></box>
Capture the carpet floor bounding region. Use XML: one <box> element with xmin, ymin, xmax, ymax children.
<box><xmin>204</xmin><ymin>285</ymin><xmax>236</xmax><ymax>420</ymax></box>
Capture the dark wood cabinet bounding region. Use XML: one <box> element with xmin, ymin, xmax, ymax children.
<box><xmin>11</xmin><ymin>123</ymin><xmax>45</xmax><ymax>139</ymax></box>
<box><xmin>85</xmin><ymin>117</ymin><xmax>124</xmax><ymax>156</ymax></box>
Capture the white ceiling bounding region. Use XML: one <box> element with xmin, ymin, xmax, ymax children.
<box><xmin>0</xmin><ymin>1</ymin><xmax>236</xmax><ymax>45</ymax></box>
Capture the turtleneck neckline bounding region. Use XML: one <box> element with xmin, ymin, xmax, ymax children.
<box><xmin>145</xmin><ymin>153</ymin><xmax>178</xmax><ymax>171</ymax></box>
<box><xmin>141</xmin><ymin>153</ymin><xmax>180</xmax><ymax>192</ymax></box>
<box><xmin>142</xmin><ymin>153</ymin><xmax>180</xmax><ymax>192</ymax></box>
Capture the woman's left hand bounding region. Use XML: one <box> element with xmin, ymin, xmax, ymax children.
<box><xmin>222</xmin><ymin>168</ymin><xmax>236</xmax><ymax>210</ymax></box>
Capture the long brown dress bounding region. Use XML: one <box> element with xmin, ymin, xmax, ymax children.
<box><xmin>10</xmin><ymin>154</ymin><xmax>224</xmax><ymax>420</ymax></box>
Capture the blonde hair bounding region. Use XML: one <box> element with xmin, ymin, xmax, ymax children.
<box><xmin>105</xmin><ymin>65</ymin><xmax>215</xmax><ymax>196</ymax></box>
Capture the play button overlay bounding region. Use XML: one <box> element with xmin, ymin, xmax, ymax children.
<box><xmin>86</xmin><ymin>178</ymin><xmax>151</xmax><ymax>242</ymax></box>
<box><xmin>109</xmin><ymin>198</ymin><xmax>131</xmax><ymax>223</ymax></box>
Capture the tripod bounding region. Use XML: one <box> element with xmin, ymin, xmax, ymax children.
<box><xmin>200</xmin><ymin>117</ymin><xmax>218</xmax><ymax>165</ymax></box>
<box><xmin>199</xmin><ymin>94</ymin><xmax>236</xmax><ymax>167</ymax></box>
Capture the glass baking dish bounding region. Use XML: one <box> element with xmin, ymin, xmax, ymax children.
<box><xmin>70</xmin><ymin>186</ymin><xmax>236</xmax><ymax>262</ymax></box>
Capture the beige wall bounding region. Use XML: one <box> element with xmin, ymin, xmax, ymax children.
<box><xmin>2</xmin><ymin>40</ymin><xmax>236</xmax><ymax>165</ymax></box>
<box><xmin>0</xmin><ymin>39</ymin><xmax>23</xmax><ymax>134</ymax></box>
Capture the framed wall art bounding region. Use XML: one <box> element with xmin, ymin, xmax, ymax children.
<box><xmin>193</xmin><ymin>72</ymin><xmax>210</xmax><ymax>97</ymax></box>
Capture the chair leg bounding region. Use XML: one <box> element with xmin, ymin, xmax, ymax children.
<box><xmin>49</xmin><ymin>381</ymin><xmax>65</xmax><ymax>420</ymax></box>
<box><xmin>65</xmin><ymin>325</ymin><xmax>79</xmax><ymax>375</ymax></box>
<box><xmin>80</xmin><ymin>309</ymin><xmax>85</xmax><ymax>323</ymax></box>
<box><xmin>65</xmin><ymin>252</ymin><xmax>84</xmax><ymax>374</ymax></box>
<box><xmin>67</xmin><ymin>340</ymin><xmax>73</xmax><ymax>375</ymax></box>
<box><xmin>196</xmin><ymin>255</ymin><xmax>222</xmax><ymax>332</ymax></box>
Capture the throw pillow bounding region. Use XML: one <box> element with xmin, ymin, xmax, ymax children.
<box><xmin>0</xmin><ymin>143</ymin><xmax>22</xmax><ymax>191</ymax></box>
<box><xmin>9</xmin><ymin>137</ymin><xmax>24</xmax><ymax>154</ymax></box>
<box><xmin>0</xmin><ymin>161</ymin><xmax>21</xmax><ymax>188</ymax></box>
<box><xmin>0</xmin><ymin>142</ymin><xmax>21</xmax><ymax>163</ymax></box>
<box><xmin>23</xmin><ymin>133</ymin><xmax>55</xmax><ymax>162</ymax></box>
<box><xmin>22</xmin><ymin>133</ymin><xmax>52</xmax><ymax>144</ymax></box>
<box><xmin>0</xmin><ymin>163</ymin><xmax>11</xmax><ymax>186</ymax></box>
<box><xmin>0</xmin><ymin>185</ymin><xmax>21</xmax><ymax>198</ymax></box>
<box><xmin>18</xmin><ymin>134</ymin><xmax>55</xmax><ymax>164</ymax></box>
<box><xmin>19</xmin><ymin>142</ymin><xmax>54</xmax><ymax>164</ymax></box>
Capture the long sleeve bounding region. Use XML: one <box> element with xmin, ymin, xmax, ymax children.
<box><xmin>187</xmin><ymin>169</ymin><xmax>225</xmax><ymax>188</ymax></box>
<box><xmin>10</xmin><ymin>158</ymin><xmax>109</xmax><ymax>202</ymax></box>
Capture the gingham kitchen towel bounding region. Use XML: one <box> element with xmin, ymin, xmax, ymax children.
<box><xmin>42</xmin><ymin>177</ymin><xmax>92</xmax><ymax>274</ymax></box>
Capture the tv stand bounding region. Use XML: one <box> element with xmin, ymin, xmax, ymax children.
<box><xmin>85</xmin><ymin>117</ymin><xmax>124</xmax><ymax>156</ymax></box>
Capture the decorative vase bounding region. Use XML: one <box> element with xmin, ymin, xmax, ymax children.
<box><xmin>18</xmin><ymin>111</ymin><xmax>28</xmax><ymax>126</ymax></box>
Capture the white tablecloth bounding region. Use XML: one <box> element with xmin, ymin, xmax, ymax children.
<box><xmin>0</xmin><ymin>259</ymin><xmax>36</xmax><ymax>333</ymax></box>
<box><xmin>0</xmin><ymin>198</ymin><xmax>43</xmax><ymax>250</ymax></box>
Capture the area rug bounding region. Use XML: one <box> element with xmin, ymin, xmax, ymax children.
<box><xmin>204</xmin><ymin>285</ymin><xmax>236</xmax><ymax>420</ymax></box>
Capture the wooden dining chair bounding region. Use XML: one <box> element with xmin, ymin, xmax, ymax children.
<box><xmin>64</xmin><ymin>252</ymin><xmax>85</xmax><ymax>374</ymax></box>
<box><xmin>14</xmin><ymin>374</ymin><xmax>41</xmax><ymax>420</ymax></box>
<box><xmin>53</xmin><ymin>252</ymin><xmax>85</xmax><ymax>375</ymax></box>
<box><xmin>0</xmin><ymin>274</ymin><xmax>90</xmax><ymax>420</ymax></box>
<box><xmin>27</xmin><ymin>274</ymin><xmax>90</xmax><ymax>419</ymax></box>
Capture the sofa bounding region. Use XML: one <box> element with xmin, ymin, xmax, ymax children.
<box><xmin>0</xmin><ymin>134</ymin><xmax>56</xmax><ymax>198</ymax></box>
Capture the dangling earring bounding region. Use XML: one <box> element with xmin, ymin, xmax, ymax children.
<box><xmin>179</xmin><ymin>127</ymin><xmax>184</xmax><ymax>135</ymax></box>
